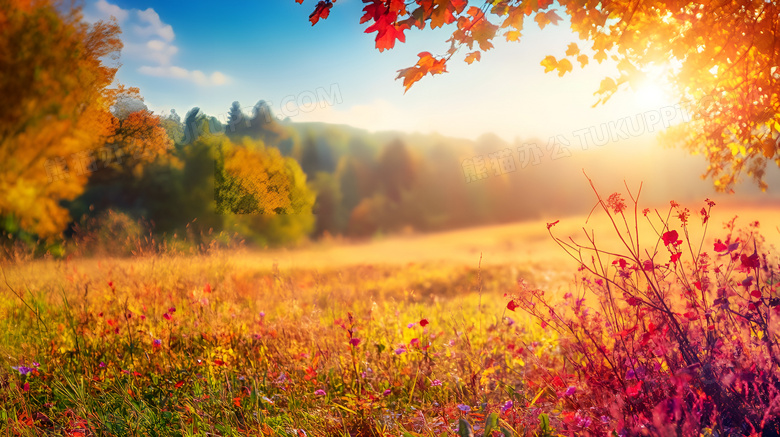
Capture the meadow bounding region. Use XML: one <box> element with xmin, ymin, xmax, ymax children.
<box><xmin>1</xmin><ymin>200</ymin><xmax>779</xmax><ymax>436</ymax></box>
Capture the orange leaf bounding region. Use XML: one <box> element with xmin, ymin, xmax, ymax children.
<box><xmin>465</xmin><ymin>51</ymin><xmax>481</xmax><ymax>64</ymax></box>
<box><xmin>540</xmin><ymin>55</ymin><xmax>558</xmax><ymax>73</ymax></box>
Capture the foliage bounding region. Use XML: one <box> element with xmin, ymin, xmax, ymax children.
<box><xmin>508</xmin><ymin>177</ymin><xmax>780</xmax><ymax>434</ymax></box>
<box><xmin>0</xmin><ymin>0</ymin><xmax>123</xmax><ymax>238</ymax></box>
<box><xmin>297</xmin><ymin>0</ymin><xmax>780</xmax><ymax>191</ymax></box>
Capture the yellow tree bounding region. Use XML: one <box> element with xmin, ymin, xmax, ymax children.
<box><xmin>298</xmin><ymin>0</ymin><xmax>780</xmax><ymax>191</ymax></box>
<box><xmin>0</xmin><ymin>0</ymin><xmax>122</xmax><ymax>238</ymax></box>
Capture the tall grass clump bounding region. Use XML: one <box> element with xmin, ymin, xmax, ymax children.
<box><xmin>508</xmin><ymin>176</ymin><xmax>780</xmax><ymax>436</ymax></box>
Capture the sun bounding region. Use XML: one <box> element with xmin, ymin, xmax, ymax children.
<box><xmin>632</xmin><ymin>63</ymin><xmax>677</xmax><ymax>109</ymax></box>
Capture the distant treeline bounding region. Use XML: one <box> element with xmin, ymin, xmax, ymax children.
<box><xmin>12</xmin><ymin>96</ymin><xmax>774</xmax><ymax>255</ymax></box>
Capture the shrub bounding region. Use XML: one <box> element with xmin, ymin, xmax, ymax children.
<box><xmin>508</xmin><ymin>176</ymin><xmax>780</xmax><ymax>436</ymax></box>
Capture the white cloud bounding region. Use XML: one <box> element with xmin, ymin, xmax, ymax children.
<box><xmin>134</xmin><ymin>8</ymin><xmax>175</xmax><ymax>42</ymax></box>
<box><xmin>87</xmin><ymin>0</ymin><xmax>229</xmax><ymax>87</ymax></box>
<box><xmin>95</xmin><ymin>0</ymin><xmax>128</xmax><ymax>23</ymax></box>
<box><xmin>138</xmin><ymin>66</ymin><xmax>231</xmax><ymax>86</ymax></box>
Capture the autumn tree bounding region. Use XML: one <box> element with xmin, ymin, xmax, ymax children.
<box><xmin>297</xmin><ymin>0</ymin><xmax>780</xmax><ymax>191</ymax></box>
<box><xmin>0</xmin><ymin>0</ymin><xmax>122</xmax><ymax>238</ymax></box>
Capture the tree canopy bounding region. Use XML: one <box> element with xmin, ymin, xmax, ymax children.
<box><xmin>298</xmin><ymin>0</ymin><xmax>780</xmax><ymax>191</ymax></box>
<box><xmin>0</xmin><ymin>0</ymin><xmax>124</xmax><ymax>238</ymax></box>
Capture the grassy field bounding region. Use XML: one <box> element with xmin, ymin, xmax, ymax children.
<box><xmin>1</xmin><ymin>204</ymin><xmax>778</xmax><ymax>436</ymax></box>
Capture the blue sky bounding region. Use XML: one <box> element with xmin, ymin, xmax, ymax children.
<box><xmin>83</xmin><ymin>0</ymin><xmax>680</xmax><ymax>143</ymax></box>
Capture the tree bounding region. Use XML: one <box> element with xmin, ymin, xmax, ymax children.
<box><xmin>297</xmin><ymin>0</ymin><xmax>780</xmax><ymax>191</ymax></box>
<box><xmin>377</xmin><ymin>139</ymin><xmax>417</xmax><ymax>203</ymax></box>
<box><xmin>0</xmin><ymin>0</ymin><xmax>122</xmax><ymax>238</ymax></box>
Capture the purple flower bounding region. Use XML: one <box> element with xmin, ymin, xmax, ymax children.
<box><xmin>32</xmin><ymin>362</ymin><xmax>40</xmax><ymax>367</ymax></box>
<box><xmin>431</xmin><ymin>379</ymin><xmax>442</xmax><ymax>386</ymax></box>
<box><xmin>407</xmin><ymin>322</ymin><xmax>415</xmax><ymax>328</ymax></box>
<box><xmin>457</xmin><ymin>404</ymin><xmax>471</xmax><ymax>413</ymax></box>
<box><xmin>501</xmin><ymin>400</ymin><xmax>513</xmax><ymax>413</ymax></box>
<box><xmin>504</xmin><ymin>317</ymin><xmax>515</xmax><ymax>326</ymax></box>
<box><xmin>12</xmin><ymin>366</ymin><xmax>33</xmax><ymax>375</ymax></box>
<box><xmin>153</xmin><ymin>339</ymin><xmax>162</xmax><ymax>347</ymax></box>
<box><xmin>383</xmin><ymin>389</ymin><xmax>391</xmax><ymax>396</ymax></box>
<box><xmin>99</xmin><ymin>362</ymin><xmax>106</xmax><ymax>368</ymax></box>
<box><xmin>395</xmin><ymin>346</ymin><xmax>406</xmax><ymax>355</ymax></box>
<box><xmin>625</xmin><ymin>369</ymin><xmax>635</xmax><ymax>379</ymax></box>
<box><xmin>577</xmin><ymin>415</ymin><xmax>592</xmax><ymax>427</ymax></box>
<box><xmin>314</xmin><ymin>389</ymin><xmax>326</xmax><ymax>396</ymax></box>
<box><xmin>564</xmin><ymin>386</ymin><xmax>577</xmax><ymax>396</ymax></box>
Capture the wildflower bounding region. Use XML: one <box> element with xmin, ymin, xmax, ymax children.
<box><xmin>32</xmin><ymin>362</ymin><xmax>39</xmax><ymax>367</ymax></box>
<box><xmin>501</xmin><ymin>400</ymin><xmax>513</xmax><ymax>413</ymax></box>
<box><xmin>504</xmin><ymin>317</ymin><xmax>515</xmax><ymax>326</ymax></box>
<box><xmin>431</xmin><ymin>379</ymin><xmax>442</xmax><ymax>386</ymax></box>
<box><xmin>383</xmin><ymin>389</ymin><xmax>391</xmax><ymax>396</ymax></box>
<box><xmin>564</xmin><ymin>386</ymin><xmax>577</xmax><ymax>396</ymax></box>
<box><xmin>99</xmin><ymin>362</ymin><xmax>106</xmax><ymax>368</ymax></box>
<box><xmin>662</xmin><ymin>230</ymin><xmax>680</xmax><ymax>246</ymax></box>
<box><xmin>607</xmin><ymin>192</ymin><xmax>626</xmax><ymax>214</ymax></box>
<box><xmin>153</xmin><ymin>339</ymin><xmax>162</xmax><ymax>347</ymax></box>
<box><xmin>677</xmin><ymin>208</ymin><xmax>690</xmax><ymax>224</ymax></box>
<box><xmin>314</xmin><ymin>389</ymin><xmax>326</xmax><ymax>396</ymax></box>
<box><xmin>259</xmin><ymin>312</ymin><xmax>265</xmax><ymax>318</ymax></box>
<box><xmin>162</xmin><ymin>313</ymin><xmax>171</xmax><ymax>320</ymax></box>
<box><xmin>12</xmin><ymin>366</ymin><xmax>33</xmax><ymax>376</ymax></box>
<box><xmin>407</xmin><ymin>322</ymin><xmax>415</xmax><ymax>328</ymax></box>
<box><xmin>419</xmin><ymin>318</ymin><xmax>429</xmax><ymax>327</ymax></box>
<box><xmin>457</xmin><ymin>404</ymin><xmax>471</xmax><ymax>413</ymax></box>
<box><xmin>349</xmin><ymin>338</ymin><xmax>361</xmax><ymax>347</ymax></box>
<box><xmin>395</xmin><ymin>346</ymin><xmax>406</xmax><ymax>355</ymax></box>
<box><xmin>507</xmin><ymin>300</ymin><xmax>519</xmax><ymax>311</ymax></box>
<box><xmin>168</xmin><ymin>306</ymin><xmax>176</xmax><ymax>314</ymax></box>
<box><xmin>642</xmin><ymin>208</ymin><xmax>650</xmax><ymax>216</ymax></box>
<box><xmin>410</xmin><ymin>338</ymin><xmax>419</xmax><ymax>347</ymax></box>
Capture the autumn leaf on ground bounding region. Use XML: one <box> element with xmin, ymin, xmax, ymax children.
<box><xmin>396</xmin><ymin>52</ymin><xmax>447</xmax><ymax>92</ymax></box>
<box><xmin>465</xmin><ymin>51</ymin><xmax>481</xmax><ymax>64</ymax></box>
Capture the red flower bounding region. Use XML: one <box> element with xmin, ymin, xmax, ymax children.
<box><xmin>741</xmin><ymin>253</ymin><xmax>760</xmax><ymax>269</ymax></box>
<box><xmin>349</xmin><ymin>338</ymin><xmax>361</xmax><ymax>347</ymax></box>
<box><xmin>419</xmin><ymin>318</ymin><xmax>429</xmax><ymax>327</ymax></box>
<box><xmin>662</xmin><ymin>230</ymin><xmax>679</xmax><ymax>246</ymax></box>
<box><xmin>626</xmin><ymin>380</ymin><xmax>642</xmax><ymax>397</ymax></box>
<box><xmin>714</xmin><ymin>241</ymin><xmax>727</xmax><ymax>252</ymax></box>
<box><xmin>670</xmin><ymin>253</ymin><xmax>682</xmax><ymax>264</ymax></box>
<box><xmin>507</xmin><ymin>300</ymin><xmax>519</xmax><ymax>311</ymax></box>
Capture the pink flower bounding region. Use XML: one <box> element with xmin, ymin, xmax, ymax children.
<box><xmin>349</xmin><ymin>338</ymin><xmax>361</xmax><ymax>347</ymax></box>
<box><xmin>163</xmin><ymin>313</ymin><xmax>171</xmax><ymax>320</ymax></box>
<box><xmin>564</xmin><ymin>386</ymin><xmax>577</xmax><ymax>396</ymax></box>
<box><xmin>314</xmin><ymin>389</ymin><xmax>326</xmax><ymax>396</ymax></box>
<box><xmin>383</xmin><ymin>389</ymin><xmax>391</xmax><ymax>396</ymax></box>
<box><xmin>431</xmin><ymin>379</ymin><xmax>442</xmax><ymax>386</ymax></box>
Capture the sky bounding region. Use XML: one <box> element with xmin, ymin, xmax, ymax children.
<box><xmin>82</xmin><ymin>0</ymin><xmax>683</xmax><ymax>144</ymax></box>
